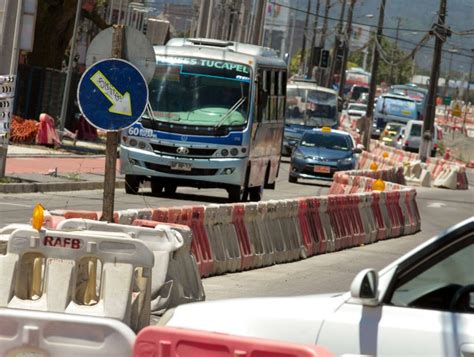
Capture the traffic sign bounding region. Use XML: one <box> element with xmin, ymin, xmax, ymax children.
<box><xmin>77</xmin><ymin>59</ymin><xmax>149</xmax><ymax>131</ymax></box>
<box><xmin>86</xmin><ymin>26</ymin><xmax>156</xmax><ymax>83</ymax></box>
<box><xmin>443</xmin><ymin>96</ymin><xmax>451</xmax><ymax>105</ymax></box>
<box><xmin>452</xmin><ymin>101</ymin><xmax>462</xmax><ymax>117</ymax></box>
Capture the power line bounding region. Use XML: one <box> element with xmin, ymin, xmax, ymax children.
<box><xmin>268</xmin><ymin>0</ymin><xmax>431</xmax><ymax>33</ymax></box>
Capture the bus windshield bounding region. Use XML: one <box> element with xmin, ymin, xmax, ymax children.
<box><xmin>286</xmin><ymin>87</ymin><xmax>337</xmax><ymax>127</ymax></box>
<box><xmin>148</xmin><ymin>56</ymin><xmax>251</xmax><ymax>127</ymax></box>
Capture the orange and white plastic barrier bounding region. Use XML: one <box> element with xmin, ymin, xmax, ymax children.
<box><xmin>133</xmin><ymin>326</ymin><xmax>332</xmax><ymax>357</ymax></box>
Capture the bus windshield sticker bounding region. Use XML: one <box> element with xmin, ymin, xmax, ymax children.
<box><xmin>155</xmin><ymin>56</ymin><xmax>251</xmax><ymax>82</ymax></box>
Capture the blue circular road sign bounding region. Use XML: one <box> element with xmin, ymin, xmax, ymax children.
<box><xmin>77</xmin><ymin>58</ymin><xmax>149</xmax><ymax>131</ymax></box>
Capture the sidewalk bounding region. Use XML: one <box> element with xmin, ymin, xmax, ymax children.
<box><xmin>1</xmin><ymin>139</ymin><xmax>125</xmax><ymax>194</ymax></box>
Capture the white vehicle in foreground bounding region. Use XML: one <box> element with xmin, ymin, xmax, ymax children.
<box><xmin>161</xmin><ymin>217</ymin><xmax>474</xmax><ymax>356</ymax></box>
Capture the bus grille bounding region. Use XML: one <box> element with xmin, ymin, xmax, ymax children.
<box><xmin>150</xmin><ymin>143</ymin><xmax>216</xmax><ymax>157</ymax></box>
<box><xmin>145</xmin><ymin>162</ymin><xmax>219</xmax><ymax>176</ymax></box>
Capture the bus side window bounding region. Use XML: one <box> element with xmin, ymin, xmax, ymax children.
<box><xmin>257</xmin><ymin>70</ymin><xmax>269</xmax><ymax>122</ymax></box>
<box><xmin>277</xmin><ymin>71</ymin><xmax>287</xmax><ymax>121</ymax></box>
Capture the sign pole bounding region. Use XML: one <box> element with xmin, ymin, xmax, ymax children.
<box><xmin>101</xmin><ymin>25</ymin><xmax>125</xmax><ymax>222</ymax></box>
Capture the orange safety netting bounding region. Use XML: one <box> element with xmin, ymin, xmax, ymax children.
<box><xmin>10</xmin><ymin>115</ymin><xmax>39</xmax><ymax>144</ymax></box>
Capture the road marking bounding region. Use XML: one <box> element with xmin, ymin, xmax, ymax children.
<box><xmin>427</xmin><ymin>202</ymin><xmax>446</xmax><ymax>208</ymax></box>
<box><xmin>0</xmin><ymin>202</ymin><xmax>32</xmax><ymax>208</ymax></box>
<box><xmin>90</xmin><ymin>70</ymin><xmax>132</xmax><ymax>116</ymax></box>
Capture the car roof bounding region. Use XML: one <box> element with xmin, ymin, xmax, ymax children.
<box><xmin>308</xmin><ymin>128</ymin><xmax>352</xmax><ymax>137</ymax></box>
<box><xmin>390</xmin><ymin>84</ymin><xmax>428</xmax><ymax>94</ymax></box>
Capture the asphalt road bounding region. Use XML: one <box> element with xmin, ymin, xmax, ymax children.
<box><xmin>0</xmin><ymin>161</ymin><xmax>472</xmax><ymax>301</ymax></box>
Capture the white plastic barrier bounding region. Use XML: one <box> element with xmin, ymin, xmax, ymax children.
<box><xmin>0</xmin><ymin>308</ymin><xmax>135</xmax><ymax>356</ymax></box>
<box><xmin>0</xmin><ymin>227</ymin><xmax>154</xmax><ymax>332</ymax></box>
<box><xmin>56</xmin><ymin>219</ymin><xmax>205</xmax><ymax>317</ymax></box>
<box><xmin>216</xmin><ymin>204</ymin><xmax>241</xmax><ymax>273</ymax></box>
<box><xmin>204</xmin><ymin>204</ymin><xmax>229</xmax><ymax>274</ymax></box>
<box><xmin>155</xmin><ymin>223</ymin><xmax>206</xmax><ymax>315</ymax></box>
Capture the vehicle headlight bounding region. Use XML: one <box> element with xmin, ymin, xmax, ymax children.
<box><xmin>293</xmin><ymin>151</ymin><xmax>305</xmax><ymax>160</ymax></box>
<box><xmin>339</xmin><ymin>157</ymin><xmax>353</xmax><ymax>165</ymax></box>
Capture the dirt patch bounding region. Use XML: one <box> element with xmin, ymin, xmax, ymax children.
<box><xmin>441</xmin><ymin>130</ymin><xmax>474</xmax><ymax>163</ymax></box>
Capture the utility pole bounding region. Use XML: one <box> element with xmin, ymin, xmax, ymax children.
<box><xmin>250</xmin><ymin>0</ymin><xmax>266</xmax><ymax>45</ymax></box>
<box><xmin>307</xmin><ymin>0</ymin><xmax>321</xmax><ymax>79</ymax></box>
<box><xmin>299</xmin><ymin>0</ymin><xmax>313</xmax><ymax>75</ymax></box>
<box><xmin>317</xmin><ymin>0</ymin><xmax>331</xmax><ymax>84</ymax></box>
<box><xmin>420</xmin><ymin>0</ymin><xmax>448</xmax><ymax>162</ymax></box>
<box><xmin>443</xmin><ymin>50</ymin><xmax>455</xmax><ymax>97</ymax></box>
<box><xmin>59</xmin><ymin>0</ymin><xmax>82</xmax><ymax>132</ymax></box>
<box><xmin>389</xmin><ymin>17</ymin><xmax>401</xmax><ymax>84</ymax></box>
<box><xmin>362</xmin><ymin>0</ymin><xmax>386</xmax><ymax>151</ymax></box>
<box><xmin>465</xmin><ymin>49</ymin><xmax>474</xmax><ymax>103</ymax></box>
<box><xmin>338</xmin><ymin>0</ymin><xmax>356</xmax><ymax>100</ymax></box>
<box><xmin>327</xmin><ymin>0</ymin><xmax>346</xmax><ymax>88</ymax></box>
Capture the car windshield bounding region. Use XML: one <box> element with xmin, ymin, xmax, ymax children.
<box><xmin>349</xmin><ymin>104</ymin><xmax>367</xmax><ymax>111</ymax></box>
<box><xmin>390</xmin><ymin>243</ymin><xmax>473</xmax><ymax>310</ymax></box>
<box><xmin>381</xmin><ymin>97</ymin><xmax>417</xmax><ymax>119</ymax></box>
<box><xmin>300</xmin><ymin>132</ymin><xmax>352</xmax><ymax>151</ymax></box>
<box><xmin>147</xmin><ymin>56</ymin><xmax>251</xmax><ymax>127</ymax></box>
<box><xmin>286</xmin><ymin>87</ymin><xmax>337</xmax><ymax>127</ymax></box>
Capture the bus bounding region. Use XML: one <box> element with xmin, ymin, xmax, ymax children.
<box><xmin>282</xmin><ymin>79</ymin><xmax>338</xmax><ymax>155</ymax></box>
<box><xmin>120</xmin><ymin>38</ymin><xmax>288</xmax><ymax>202</ymax></box>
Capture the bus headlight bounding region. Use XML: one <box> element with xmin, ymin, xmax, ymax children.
<box><xmin>230</xmin><ymin>148</ymin><xmax>239</xmax><ymax>156</ymax></box>
<box><xmin>221</xmin><ymin>149</ymin><xmax>229</xmax><ymax>157</ymax></box>
<box><xmin>129</xmin><ymin>138</ymin><xmax>138</xmax><ymax>147</ymax></box>
<box><xmin>138</xmin><ymin>141</ymin><xmax>147</xmax><ymax>150</ymax></box>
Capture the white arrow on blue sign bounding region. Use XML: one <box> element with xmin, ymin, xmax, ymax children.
<box><xmin>77</xmin><ymin>58</ymin><xmax>149</xmax><ymax>131</ymax></box>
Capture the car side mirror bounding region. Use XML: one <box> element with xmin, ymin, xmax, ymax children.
<box><xmin>353</xmin><ymin>147</ymin><xmax>363</xmax><ymax>154</ymax></box>
<box><xmin>350</xmin><ymin>269</ymin><xmax>379</xmax><ymax>305</ymax></box>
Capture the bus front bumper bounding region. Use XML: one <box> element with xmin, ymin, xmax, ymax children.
<box><xmin>120</xmin><ymin>146</ymin><xmax>248</xmax><ymax>188</ymax></box>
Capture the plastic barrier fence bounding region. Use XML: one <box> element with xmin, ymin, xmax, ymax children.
<box><xmin>54</xmin><ymin>219</ymin><xmax>205</xmax><ymax>317</ymax></box>
<box><xmin>49</xmin><ymin>175</ymin><xmax>420</xmax><ymax>279</ymax></box>
<box><xmin>371</xmin><ymin>140</ymin><xmax>469</xmax><ymax>190</ymax></box>
<box><xmin>0</xmin><ymin>227</ymin><xmax>154</xmax><ymax>332</ymax></box>
<box><xmin>0</xmin><ymin>308</ymin><xmax>135</xmax><ymax>356</ymax></box>
<box><xmin>133</xmin><ymin>326</ymin><xmax>332</xmax><ymax>357</ymax></box>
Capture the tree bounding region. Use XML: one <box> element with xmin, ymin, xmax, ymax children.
<box><xmin>28</xmin><ymin>0</ymin><xmax>109</xmax><ymax>69</ymax></box>
<box><xmin>349</xmin><ymin>34</ymin><xmax>414</xmax><ymax>85</ymax></box>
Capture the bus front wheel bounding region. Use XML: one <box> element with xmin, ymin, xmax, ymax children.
<box><xmin>150</xmin><ymin>178</ymin><xmax>164</xmax><ymax>195</ymax></box>
<box><xmin>164</xmin><ymin>185</ymin><xmax>177</xmax><ymax>195</ymax></box>
<box><xmin>125</xmin><ymin>175</ymin><xmax>140</xmax><ymax>194</ymax></box>
<box><xmin>227</xmin><ymin>186</ymin><xmax>243</xmax><ymax>202</ymax></box>
<box><xmin>248</xmin><ymin>186</ymin><xmax>262</xmax><ymax>202</ymax></box>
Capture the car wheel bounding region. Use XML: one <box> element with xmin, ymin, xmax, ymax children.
<box><xmin>150</xmin><ymin>178</ymin><xmax>164</xmax><ymax>195</ymax></box>
<box><xmin>248</xmin><ymin>186</ymin><xmax>262</xmax><ymax>202</ymax></box>
<box><xmin>289</xmin><ymin>175</ymin><xmax>297</xmax><ymax>183</ymax></box>
<box><xmin>125</xmin><ymin>175</ymin><xmax>140</xmax><ymax>194</ymax></box>
<box><xmin>227</xmin><ymin>186</ymin><xmax>243</xmax><ymax>202</ymax></box>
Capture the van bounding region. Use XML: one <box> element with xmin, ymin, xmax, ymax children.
<box><xmin>372</xmin><ymin>94</ymin><xmax>417</xmax><ymax>138</ymax></box>
<box><xmin>396</xmin><ymin>120</ymin><xmax>442</xmax><ymax>157</ymax></box>
<box><xmin>388</xmin><ymin>84</ymin><xmax>428</xmax><ymax>120</ymax></box>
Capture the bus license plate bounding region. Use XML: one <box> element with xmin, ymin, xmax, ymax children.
<box><xmin>314</xmin><ymin>165</ymin><xmax>330</xmax><ymax>173</ymax></box>
<box><xmin>170</xmin><ymin>162</ymin><xmax>192</xmax><ymax>171</ymax></box>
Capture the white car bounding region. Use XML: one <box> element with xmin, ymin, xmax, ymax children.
<box><xmin>161</xmin><ymin>217</ymin><xmax>474</xmax><ymax>356</ymax></box>
<box><xmin>347</xmin><ymin>103</ymin><xmax>367</xmax><ymax>120</ymax></box>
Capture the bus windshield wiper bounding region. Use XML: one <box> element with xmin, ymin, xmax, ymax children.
<box><xmin>214</xmin><ymin>97</ymin><xmax>246</xmax><ymax>128</ymax></box>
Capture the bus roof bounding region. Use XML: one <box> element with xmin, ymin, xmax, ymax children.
<box><xmin>287</xmin><ymin>81</ymin><xmax>337</xmax><ymax>95</ymax></box>
<box><xmin>155</xmin><ymin>38</ymin><xmax>287</xmax><ymax>68</ymax></box>
<box><xmin>390</xmin><ymin>84</ymin><xmax>428</xmax><ymax>94</ymax></box>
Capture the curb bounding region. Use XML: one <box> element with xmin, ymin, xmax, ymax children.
<box><xmin>0</xmin><ymin>180</ymin><xmax>125</xmax><ymax>194</ymax></box>
<box><xmin>7</xmin><ymin>154</ymin><xmax>105</xmax><ymax>159</ymax></box>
